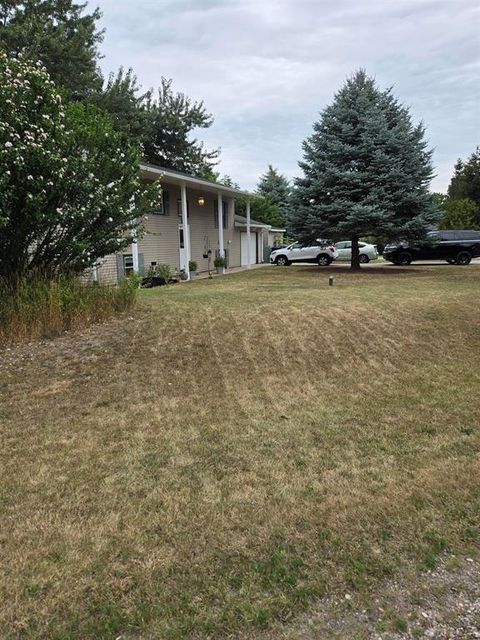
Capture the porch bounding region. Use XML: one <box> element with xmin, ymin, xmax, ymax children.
<box><xmin>135</xmin><ymin>164</ymin><xmax>258</xmax><ymax>280</ymax></box>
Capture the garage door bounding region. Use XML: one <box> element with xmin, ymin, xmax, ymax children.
<box><xmin>241</xmin><ymin>232</ymin><xmax>257</xmax><ymax>266</ymax></box>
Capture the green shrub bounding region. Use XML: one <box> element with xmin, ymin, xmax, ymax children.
<box><xmin>188</xmin><ymin>260</ymin><xmax>198</xmax><ymax>273</ymax></box>
<box><xmin>0</xmin><ymin>276</ymin><xmax>137</xmax><ymax>345</ymax></box>
<box><xmin>214</xmin><ymin>256</ymin><xmax>226</xmax><ymax>268</ymax></box>
<box><xmin>148</xmin><ymin>263</ymin><xmax>175</xmax><ymax>283</ymax></box>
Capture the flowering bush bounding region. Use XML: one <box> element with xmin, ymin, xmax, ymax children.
<box><xmin>0</xmin><ymin>52</ymin><xmax>160</xmax><ymax>279</ymax></box>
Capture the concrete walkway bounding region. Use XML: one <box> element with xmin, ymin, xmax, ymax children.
<box><xmin>189</xmin><ymin>263</ymin><xmax>271</xmax><ymax>281</ymax></box>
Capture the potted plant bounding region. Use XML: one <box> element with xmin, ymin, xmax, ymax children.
<box><xmin>188</xmin><ymin>260</ymin><xmax>198</xmax><ymax>278</ymax></box>
<box><xmin>214</xmin><ymin>256</ymin><xmax>226</xmax><ymax>275</ymax></box>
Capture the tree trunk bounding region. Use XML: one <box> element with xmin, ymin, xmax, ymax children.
<box><xmin>351</xmin><ymin>235</ymin><xmax>361</xmax><ymax>270</ymax></box>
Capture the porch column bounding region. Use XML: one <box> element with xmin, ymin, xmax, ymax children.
<box><xmin>181</xmin><ymin>182</ymin><xmax>191</xmax><ymax>280</ymax></box>
<box><xmin>246</xmin><ymin>197</ymin><xmax>251</xmax><ymax>268</ymax></box>
<box><xmin>131</xmin><ymin>222</ymin><xmax>139</xmax><ymax>273</ymax></box>
<box><xmin>217</xmin><ymin>191</ymin><xmax>225</xmax><ymax>258</ymax></box>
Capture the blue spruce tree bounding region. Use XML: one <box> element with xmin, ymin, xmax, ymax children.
<box><xmin>290</xmin><ymin>70</ymin><xmax>440</xmax><ymax>269</ymax></box>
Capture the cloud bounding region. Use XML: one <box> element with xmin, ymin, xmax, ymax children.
<box><xmin>92</xmin><ymin>0</ymin><xmax>480</xmax><ymax>191</ymax></box>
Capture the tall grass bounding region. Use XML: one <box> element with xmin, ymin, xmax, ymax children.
<box><xmin>0</xmin><ymin>275</ymin><xmax>138</xmax><ymax>345</ymax></box>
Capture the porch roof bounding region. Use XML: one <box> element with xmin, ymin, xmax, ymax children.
<box><xmin>234</xmin><ymin>216</ymin><xmax>286</xmax><ymax>233</ymax></box>
<box><xmin>140</xmin><ymin>162</ymin><xmax>251</xmax><ymax>198</ymax></box>
<box><xmin>234</xmin><ymin>214</ymin><xmax>270</xmax><ymax>229</ymax></box>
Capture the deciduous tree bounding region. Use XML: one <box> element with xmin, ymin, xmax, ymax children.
<box><xmin>0</xmin><ymin>0</ymin><xmax>104</xmax><ymax>96</ymax></box>
<box><xmin>0</xmin><ymin>53</ymin><xmax>159</xmax><ymax>280</ymax></box>
<box><xmin>439</xmin><ymin>198</ymin><xmax>480</xmax><ymax>230</ymax></box>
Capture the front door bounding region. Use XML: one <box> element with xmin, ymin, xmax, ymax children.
<box><xmin>179</xmin><ymin>225</ymin><xmax>190</xmax><ymax>272</ymax></box>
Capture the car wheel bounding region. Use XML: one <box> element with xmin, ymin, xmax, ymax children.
<box><xmin>275</xmin><ymin>255</ymin><xmax>290</xmax><ymax>266</ymax></box>
<box><xmin>317</xmin><ymin>254</ymin><xmax>331</xmax><ymax>266</ymax></box>
<box><xmin>397</xmin><ymin>252</ymin><xmax>413</xmax><ymax>265</ymax></box>
<box><xmin>359</xmin><ymin>254</ymin><xmax>370</xmax><ymax>263</ymax></box>
<box><xmin>455</xmin><ymin>251</ymin><xmax>472</xmax><ymax>265</ymax></box>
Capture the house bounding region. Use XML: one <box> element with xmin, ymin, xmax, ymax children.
<box><xmin>95</xmin><ymin>163</ymin><xmax>285</xmax><ymax>283</ymax></box>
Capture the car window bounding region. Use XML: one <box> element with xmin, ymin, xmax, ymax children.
<box><xmin>456</xmin><ymin>230</ymin><xmax>480</xmax><ymax>240</ymax></box>
<box><xmin>336</xmin><ymin>242</ymin><xmax>345</xmax><ymax>249</ymax></box>
<box><xmin>344</xmin><ymin>242</ymin><xmax>352</xmax><ymax>249</ymax></box>
<box><xmin>358</xmin><ymin>242</ymin><xmax>366</xmax><ymax>248</ymax></box>
<box><xmin>439</xmin><ymin>231</ymin><xmax>456</xmax><ymax>241</ymax></box>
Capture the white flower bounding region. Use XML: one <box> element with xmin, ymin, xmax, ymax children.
<box><xmin>107</xmin><ymin>217</ymin><xmax>113</xmax><ymax>222</ymax></box>
<box><xmin>4</xmin><ymin>141</ymin><xmax>13</xmax><ymax>148</ymax></box>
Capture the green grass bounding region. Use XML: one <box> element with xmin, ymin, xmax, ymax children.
<box><xmin>0</xmin><ymin>263</ymin><xmax>479</xmax><ymax>638</ymax></box>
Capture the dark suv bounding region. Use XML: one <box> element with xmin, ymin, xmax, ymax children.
<box><xmin>383</xmin><ymin>230</ymin><xmax>480</xmax><ymax>265</ymax></box>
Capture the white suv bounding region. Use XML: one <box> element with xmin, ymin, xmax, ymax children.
<box><xmin>270</xmin><ymin>241</ymin><xmax>338</xmax><ymax>266</ymax></box>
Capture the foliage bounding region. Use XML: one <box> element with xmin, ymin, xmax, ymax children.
<box><xmin>431</xmin><ymin>192</ymin><xmax>448</xmax><ymax>210</ymax></box>
<box><xmin>290</xmin><ymin>69</ymin><xmax>439</xmax><ymax>269</ymax></box>
<box><xmin>447</xmin><ymin>147</ymin><xmax>480</xmax><ymax>205</ymax></box>
<box><xmin>142</xmin><ymin>78</ymin><xmax>219</xmax><ymax>177</ymax></box>
<box><xmin>257</xmin><ymin>164</ymin><xmax>291</xmax><ymax>224</ymax></box>
<box><xmin>92</xmin><ymin>70</ymin><xmax>220</xmax><ymax>178</ymax></box>
<box><xmin>90</xmin><ymin>67</ymin><xmax>150</xmax><ymax>142</ymax></box>
<box><xmin>0</xmin><ymin>274</ymin><xmax>137</xmax><ymax>344</ymax></box>
<box><xmin>0</xmin><ymin>52</ymin><xmax>160</xmax><ymax>280</ymax></box>
<box><xmin>189</xmin><ymin>259</ymin><xmax>198</xmax><ymax>272</ymax></box>
<box><xmin>147</xmin><ymin>263</ymin><xmax>175</xmax><ymax>283</ymax></box>
<box><xmin>0</xmin><ymin>0</ymin><xmax>104</xmax><ymax>96</ymax></box>
<box><xmin>438</xmin><ymin>198</ymin><xmax>480</xmax><ymax>230</ymax></box>
<box><xmin>214</xmin><ymin>256</ymin><xmax>225</xmax><ymax>267</ymax></box>
<box><xmin>236</xmin><ymin>195</ymin><xmax>283</xmax><ymax>227</ymax></box>
<box><xmin>213</xmin><ymin>174</ymin><xmax>240</xmax><ymax>189</ymax></box>
<box><xmin>1</xmin><ymin>0</ymin><xmax>220</xmax><ymax>178</ymax></box>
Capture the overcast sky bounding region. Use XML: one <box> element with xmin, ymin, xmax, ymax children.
<box><xmin>91</xmin><ymin>0</ymin><xmax>480</xmax><ymax>192</ymax></box>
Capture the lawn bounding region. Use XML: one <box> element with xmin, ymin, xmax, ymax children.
<box><xmin>1</xmin><ymin>263</ymin><xmax>479</xmax><ymax>639</ymax></box>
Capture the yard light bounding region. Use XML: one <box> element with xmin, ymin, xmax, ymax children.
<box><xmin>198</xmin><ymin>195</ymin><xmax>205</xmax><ymax>206</ymax></box>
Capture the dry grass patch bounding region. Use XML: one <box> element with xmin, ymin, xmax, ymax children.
<box><xmin>0</xmin><ymin>264</ymin><xmax>479</xmax><ymax>639</ymax></box>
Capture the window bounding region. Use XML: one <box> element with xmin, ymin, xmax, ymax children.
<box><xmin>358</xmin><ymin>242</ymin><xmax>366</xmax><ymax>248</ymax></box>
<box><xmin>214</xmin><ymin>199</ymin><xmax>229</xmax><ymax>228</ymax></box>
<box><xmin>439</xmin><ymin>231</ymin><xmax>456</xmax><ymax>241</ymax></box>
<box><xmin>152</xmin><ymin>190</ymin><xmax>170</xmax><ymax>215</ymax></box>
<box><xmin>456</xmin><ymin>230</ymin><xmax>480</xmax><ymax>240</ymax></box>
<box><xmin>123</xmin><ymin>254</ymin><xmax>134</xmax><ymax>276</ymax></box>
